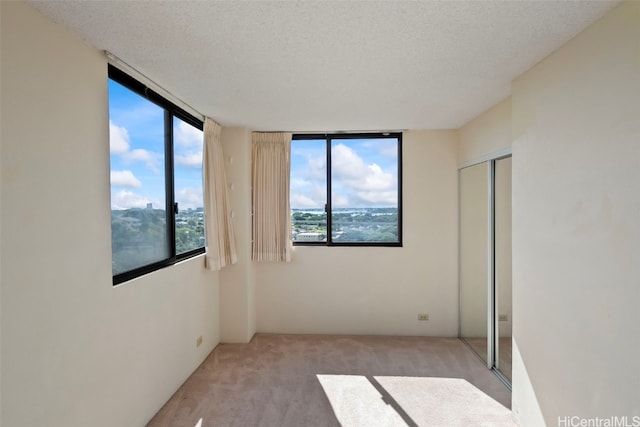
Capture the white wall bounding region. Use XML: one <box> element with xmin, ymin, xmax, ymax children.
<box><xmin>458</xmin><ymin>98</ymin><xmax>511</xmax><ymax>166</ymax></box>
<box><xmin>511</xmin><ymin>2</ymin><xmax>640</xmax><ymax>424</ymax></box>
<box><xmin>218</xmin><ymin>127</ymin><xmax>256</xmax><ymax>343</ymax></box>
<box><xmin>0</xmin><ymin>3</ymin><xmax>220</xmax><ymax>426</ymax></box>
<box><xmin>255</xmin><ymin>130</ymin><xmax>459</xmax><ymax>336</ymax></box>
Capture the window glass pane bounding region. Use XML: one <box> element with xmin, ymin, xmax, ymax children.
<box><xmin>290</xmin><ymin>139</ymin><xmax>327</xmax><ymax>242</ymax></box>
<box><xmin>330</xmin><ymin>138</ymin><xmax>399</xmax><ymax>243</ymax></box>
<box><xmin>173</xmin><ymin>116</ymin><xmax>205</xmax><ymax>254</ymax></box>
<box><xmin>109</xmin><ymin>79</ymin><xmax>169</xmax><ymax>275</ymax></box>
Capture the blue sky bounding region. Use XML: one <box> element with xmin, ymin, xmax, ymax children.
<box><xmin>109</xmin><ymin>80</ymin><xmax>203</xmax><ymax>211</ymax></box>
<box><xmin>110</xmin><ymin>79</ymin><xmax>397</xmax><ymax>212</ymax></box>
<box><xmin>291</xmin><ymin>138</ymin><xmax>398</xmax><ymax>209</ymax></box>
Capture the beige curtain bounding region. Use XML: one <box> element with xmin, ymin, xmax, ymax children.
<box><xmin>203</xmin><ymin>118</ymin><xmax>237</xmax><ymax>270</ymax></box>
<box><xmin>252</xmin><ymin>132</ymin><xmax>292</xmax><ymax>262</ymax></box>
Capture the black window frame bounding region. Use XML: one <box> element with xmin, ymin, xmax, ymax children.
<box><xmin>109</xmin><ymin>65</ymin><xmax>205</xmax><ymax>285</ymax></box>
<box><xmin>291</xmin><ymin>132</ymin><xmax>403</xmax><ymax>247</ymax></box>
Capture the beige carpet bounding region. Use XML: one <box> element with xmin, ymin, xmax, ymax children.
<box><xmin>147</xmin><ymin>334</ymin><xmax>515</xmax><ymax>427</ymax></box>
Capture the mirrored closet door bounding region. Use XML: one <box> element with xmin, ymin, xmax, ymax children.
<box><xmin>459</xmin><ymin>155</ymin><xmax>512</xmax><ymax>384</ymax></box>
<box><xmin>494</xmin><ymin>156</ymin><xmax>512</xmax><ymax>382</ymax></box>
<box><xmin>459</xmin><ymin>162</ymin><xmax>490</xmax><ymax>365</ymax></box>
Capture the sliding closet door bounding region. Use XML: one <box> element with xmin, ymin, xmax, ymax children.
<box><xmin>459</xmin><ymin>162</ymin><xmax>490</xmax><ymax>365</ymax></box>
<box><xmin>495</xmin><ymin>157</ymin><xmax>512</xmax><ymax>381</ymax></box>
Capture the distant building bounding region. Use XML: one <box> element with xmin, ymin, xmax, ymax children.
<box><xmin>296</xmin><ymin>232</ymin><xmax>325</xmax><ymax>242</ymax></box>
<box><xmin>146</xmin><ymin>203</ymin><xmax>153</xmax><ymax>210</ymax></box>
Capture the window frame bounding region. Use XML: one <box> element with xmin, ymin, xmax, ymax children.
<box><xmin>291</xmin><ymin>132</ymin><xmax>403</xmax><ymax>247</ymax></box>
<box><xmin>109</xmin><ymin>65</ymin><xmax>205</xmax><ymax>285</ymax></box>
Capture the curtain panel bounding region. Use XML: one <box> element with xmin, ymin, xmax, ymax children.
<box><xmin>251</xmin><ymin>132</ymin><xmax>293</xmax><ymax>262</ymax></box>
<box><xmin>203</xmin><ymin>118</ymin><xmax>238</xmax><ymax>270</ymax></box>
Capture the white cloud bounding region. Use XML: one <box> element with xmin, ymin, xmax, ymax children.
<box><xmin>353</xmin><ymin>190</ymin><xmax>398</xmax><ymax>206</ymax></box>
<box><xmin>175</xmin><ymin>120</ymin><xmax>203</xmax><ymax>147</ymax></box>
<box><xmin>290</xmin><ymin>176</ymin><xmax>326</xmax><ymax>208</ymax></box>
<box><xmin>111</xmin><ymin>190</ymin><xmax>151</xmax><ymax>210</ymax></box>
<box><xmin>109</xmin><ymin>121</ymin><xmax>130</xmax><ymax>154</ymax></box>
<box><xmin>332</xmin><ymin>194</ymin><xmax>350</xmax><ymax>208</ymax></box>
<box><xmin>291</xmin><ymin>143</ymin><xmax>397</xmax><ymax>209</ymax></box>
<box><xmin>331</xmin><ymin>144</ymin><xmax>364</xmax><ymax>179</ymax></box>
<box><xmin>329</xmin><ymin>144</ymin><xmax>398</xmax><ymax>207</ymax></box>
<box><xmin>361</xmin><ymin>139</ymin><xmax>398</xmax><ymax>158</ymax></box>
<box><xmin>175</xmin><ymin>121</ymin><xmax>203</xmax><ymax>168</ymax></box>
<box><xmin>125</xmin><ymin>148</ymin><xmax>160</xmax><ymax>172</ymax></box>
<box><xmin>110</xmin><ymin>120</ymin><xmax>161</xmax><ymax>172</ymax></box>
<box><xmin>361</xmin><ymin>163</ymin><xmax>396</xmax><ymax>191</ymax></box>
<box><xmin>332</xmin><ymin>144</ymin><xmax>395</xmax><ymax>191</ymax></box>
<box><xmin>176</xmin><ymin>188</ymin><xmax>203</xmax><ymax>210</ymax></box>
<box><xmin>289</xmin><ymin>148</ymin><xmax>326</xmax><ymax>209</ymax></box>
<box><xmin>290</xmin><ymin>193</ymin><xmax>321</xmax><ymax>208</ymax></box>
<box><xmin>307</xmin><ymin>155</ymin><xmax>326</xmax><ymax>180</ymax></box>
<box><xmin>290</xmin><ymin>177</ymin><xmax>309</xmax><ymax>189</ymax></box>
<box><xmin>176</xmin><ymin>151</ymin><xmax>203</xmax><ymax>168</ymax></box>
<box><xmin>379</xmin><ymin>145</ymin><xmax>398</xmax><ymax>158</ymax></box>
<box><xmin>110</xmin><ymin>170</ymin><xmax>142</xmax><ymax>188</ymax></box>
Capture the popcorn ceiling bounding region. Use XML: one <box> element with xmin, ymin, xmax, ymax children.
<box><xmin>28</xmin><ymin>0</ymin><xmax>618</xmax><ymax>131</ymax></box>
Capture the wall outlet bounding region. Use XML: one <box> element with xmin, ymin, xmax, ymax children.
<box><xmin>196</xmin><ymin>336</ymin><xmax>203</xmax><ymax>347</ymax></box>
<box><xmin>418</xmin><ymin>314</ymin><xmax>429</xmax><ymax>321</ymax></box>
<box><xmin>498</xmin><ymin>314</ymin><xmax>508</xmax><ymax>321</ymax></box>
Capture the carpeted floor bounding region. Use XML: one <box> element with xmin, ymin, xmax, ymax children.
<box><xmin>147</xmin><ymin>334</ymin><xmax>515</xmax><ymax>427</ymax></box>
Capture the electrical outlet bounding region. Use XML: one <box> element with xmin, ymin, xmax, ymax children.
<box><xmin>196</xmin><ymin>336</ymin><xmax>203</xmax><ymax>347</ymax></box>
<box><xmin>418</xmin><ymin>314</ymin><xmax>429</xmax><ymax>321</ymax></box>
<box><xmin>498</xmin><ymin>315</ymin><xmax>508</xmax><ymax>321</ymax></box>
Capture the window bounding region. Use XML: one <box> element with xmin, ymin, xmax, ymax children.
<box><xmin>108</xmin><ymin>65</ymin><xmax>205</xmax><ymax>284</ymax></box>
<box><xmin>290</xmin><ymin>133</ymin><xmax>402</xmax><ymax>246</ymax></box>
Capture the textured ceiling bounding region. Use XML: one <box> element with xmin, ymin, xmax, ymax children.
<box><xmin>28</xmin><ymin>0</ymin><xmax>619</xmax><ymax>131</ymax></box>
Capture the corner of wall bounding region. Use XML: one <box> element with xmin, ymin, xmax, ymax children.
<box><xmin>218</xmin><ymin>126</ymin><xmax>256</xmax><ymax>343</ymax></box>
<box><xmin>457</xmin><ymin>97</ymin><xmax>512</xmax><ymax>166</ymax></box>
<box><xmin>511</xmin><ymin>339</ymin><xmax>545</xmax><ymax>426</ymax></box>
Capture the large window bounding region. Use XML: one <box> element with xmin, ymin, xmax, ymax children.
<box><xmin>290</xmin><ymin>133</ymin><xmax>402</xmax><ymax>246</ymax></box>
<box><xmin>108</xmin><ymin>65</ymin><xmax>205</xmax><ymax>284</ymax></box>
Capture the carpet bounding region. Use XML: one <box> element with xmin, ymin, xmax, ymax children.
<box><xmin>147</xmin><ymin>334</ymin><xmax>515</xmax><ymax>426</ymax></box>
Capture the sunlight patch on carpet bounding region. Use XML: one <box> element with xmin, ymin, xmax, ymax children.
<box><xmin>317</xmin><ymin>375</ymin><xmax>515</xmax><ymax>427</ymax></box>
<box><xmin>317</xmin><ymin>374</ymin><xmax>408</xmax><ymax>426</ymax></box>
